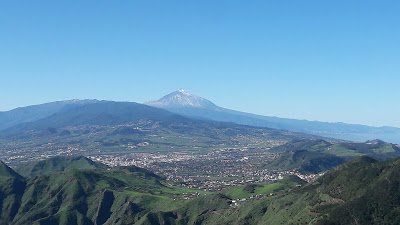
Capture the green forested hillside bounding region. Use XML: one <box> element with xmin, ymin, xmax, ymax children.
<box><xmin>265</xmin><ymin>150</ymin><xmax>346</xmax><ymax>173</ymax></box>
<box><xmin>267</xmin><ymin>139</ymin><xmax>400</xmax><ymax>174</ymax></box>
<box><xmin>0</xmin><ymin>161</ymin><xmax>23</xmax><ymax>179</ymax></box>
<box><xmin>2</xmin><ymin>156</ymin><xmax>400</xmax><ymax>224</ymax></box>
<box><xmin>15</xmin><ymin>155</ymin><xmax>108</xmax><ymax>177</ymax></box>
<box><xmin>0</xmin><ymin>158</ymin><xmax>206</xmax><ymax>225</ymax></box>
<box><xmin>272</xmin><ymin>139</ymin><xmax>400</xmax><ymax>160</ymax></box>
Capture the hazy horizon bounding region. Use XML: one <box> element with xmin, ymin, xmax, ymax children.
<box><xmin>1</xmin><ymin>1</ymin><xmax>399</xmax><ymax>127</ymax></box>
<box><xmin>1</xmin><ymin>88</ymin><xmax>399</xmax><ymax>129</ymax></box>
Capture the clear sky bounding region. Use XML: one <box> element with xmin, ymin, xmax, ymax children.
<box><xmin>1</xmin><ymin>1</ymin><xmax>399</xmax><ymax>127</ymax></box>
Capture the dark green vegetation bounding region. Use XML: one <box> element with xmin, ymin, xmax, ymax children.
<box><xmin>266</xmin><ymin>150</ymin><xmax>346</xmax><ymax>174</ymax></box>
<box><xmin>272</xmin><ymin>139</ymin><xmax>400</xmax><ymax>160</ymax></box>
<box><xmin>0</xmin><ymin>161</ymin><xmax>23</xmax><ymax>179</ymax></box>
<box><xmin>0</xmin><ymin>157</ymin><xmax>207</xmax><ymax>225</ymax></box>
<box><xmin>2</xmin><ymin>155</ymin><xmax>400</xmax><ymax>224</ymax></box>
<box><xmin>15</xmin><ymin>155</ymin><xmax>108</xmax><ymax>177</ymax></box>
<box><xmin>222</xmin><ymin>175</ymin><xmax>306</xmax><ymax>199</ymax></box>
<box><xmin>267</xmin><ymin>139</ymin><xmax>400</xmax><ymax>173</ymax></box>
<box><xmin>200</xmin><ymin>156</ymin><xmax>400</xmax><ymax>225</ymax></box>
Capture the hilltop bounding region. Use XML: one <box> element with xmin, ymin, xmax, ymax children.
<box><xmin>0</xmin><ymin>156</ymin><xmax>206</xmax><ymax>225</ymax></box>
<box><xmin>264</xmin><ymin>139</ymin><xmax>400</xmax><ymax>173</ymax></box>
<box><xmin>272</xmin><ymin>139</ymin><xmax>400</xmax><ymax>160</ymax></box>
<box><xmin>15</xmin><ymin>155</ymin><xmax>108</xmax><ymax>177</ymax></box>
<box><xmin>146</xmin><ymin>89</ymin><xmax>218</xmax><ymax>109</ymax></box>
<box><xmin>265</xmin><ymin>150</ymin><xmax>346</xmax><ymax>174</ymax></box>
<box><xmin>0</xmin><ymin>161</ymin><xmax>23</xmax><ymax>179</ymax></box>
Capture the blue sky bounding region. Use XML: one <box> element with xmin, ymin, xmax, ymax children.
<box><xmin>1</xmin><ymin>1</ymin><xmax>399</xmax><ymax>127</ymax></box>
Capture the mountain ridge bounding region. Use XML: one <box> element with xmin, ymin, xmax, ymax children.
<box><xmin>2</xmin><ymin>91</ymin><xmax>400</xmax><ymax>144</ymax></box>
<box><xmin>145</xmin><ymin>89</ymin><xmax>400</xmax><ymax>143</ymax></box>
<box><xmin>0</xmin><ymin>100</ymin><xmax>318</xmax><ymax>166</ymax></box>
<box><xmin>15</xmin><ymin>155</ymin><xmax>108</xmax><ymax>177</ymax></box>
<box><xmin>2</xmin><ymin>155</ymin><xmax>400</xmax><ymax>224</ymax></box>
<box><xmin>0</xmin><ymin>99</ymin><xmax>99</xmax><ymax>131</ymax></box>
<box><xmin>0</xmin><ymin>161</ymin><xmax>23</xmax><ymax>179</ymax></box>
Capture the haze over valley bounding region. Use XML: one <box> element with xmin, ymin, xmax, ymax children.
<box><xmin>1</xmin><ymin>93</ymin><xmax>400</xmax><ymax>192</ymax></box>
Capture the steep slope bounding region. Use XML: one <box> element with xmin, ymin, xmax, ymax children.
<box><xmin>15</xmin><ymin>155</ymin><xmax>108</xmax><ymax>177</ymax></box>
<box><xmin>265</xmin><ymin>150</ymin><xmax>346</xmax><ymax>173</ymax></box>
<box><xmin>146</xmin><ymin>89</ymin><xmax>400</xmax><ymax>143</ymax></box>
<box><xmin>0</xmin><ymin>157</ymin><xmax>204</xmax><ymax>225</ymax></box>
<box><xmin>0</xmin><ymin>162</ymin><xmax>25</xmax><ymax>225</ymax></box>
<box><xmin>171</xmin><ymin>156</ymin><xmax>400</xmax><ymax>225</ymax></box>
<box><xmin>0</xmin><ymin>161</ymin><xmax>23</xmax><ymax>179</ymax></box>
<box><xmin>2</xmin><ymin>156</ymin><xmax>400</xmax><ymax>224</ymax></box>
<box><xmin>0</xmin><ymin>99</ymin><xmax>98</xmax><ymax>131</ymax></box>
<box><xmin>3</xmin><ymin>169</ymin><xmax>163</xmax><ymax>225</ymax></box>
<box><xmin>314</xmin><ymin>157</ymin><xmax>400</xmax><ymax>224</ymax></box>
<box><xmin>146</xmin><ymin>89</ymin><xmax>218</xmax><ymax>109</ymax></box>
<box><xmin>265</xmin><ymin>139</ymin><xmax>400</xmax><ymax>174</ymax></box>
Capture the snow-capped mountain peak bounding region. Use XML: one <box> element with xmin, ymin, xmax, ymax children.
<box><xmin>145</xmin><ymin>89</ymin><xmax>217</xmax><ymax>109</ymax></box>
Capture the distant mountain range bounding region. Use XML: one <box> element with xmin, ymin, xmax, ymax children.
<box><xmin>0</xmin><ymin>89</ymin><xmax>399</xmax><ymax>147</ymax></box>
<box><xmin>0</xmin><ymin>100</ymin><xmax>310</xmax><ymax>143</ymax></box>
<box><xmin>146</xmin><ymin>89</ymin><xmax>400</xmax><ymax>143</ymax></box>
<box><xmin>1</xmin><ymin>98</ymin><xmax>398</xmax><ymax>173</ymax></box>
<box><xmin>0</xmin><ymin>100</ymin><xmax>316</xmax><ymax>166</ymax></box>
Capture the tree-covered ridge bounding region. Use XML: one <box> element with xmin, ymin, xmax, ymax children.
<box><xmin>0</xmin><ymin>161</ymin><xmax>23</xmax><ymax>179</ymax></box>
<box><xmin>265</xmin><ymin>150</ymin><xmax>346</xmax><ymax>173</ymax></box>
<box><xmin>1</xmin><ymin>155</ymin><xmax>400</xmax><ymax>224</ymax></box>
<box><xmin>272</xmin><ymin>139</ymin><xmax>400</xmax><ymax>159</ymax></box>
<box><xmin>266</xmin><ymin>139</ymin><xmax>400</xmax><ymax>174</ymax></box>
<box><xmin>15</xmin><ymin>155</ymin><xmax>108</xmax><ymax>177</ymax></box>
